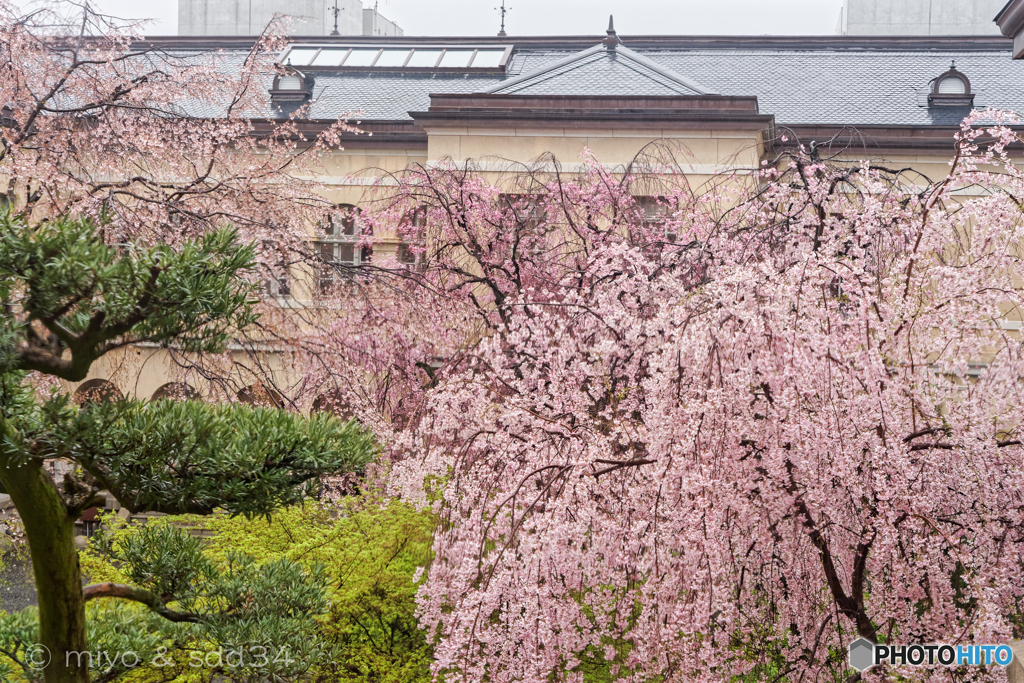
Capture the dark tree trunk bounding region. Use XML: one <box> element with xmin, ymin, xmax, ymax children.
<box><xmin>0</xmin><ymin>427</ymin><xmax>89</xmax><ymax>683</ymax></box>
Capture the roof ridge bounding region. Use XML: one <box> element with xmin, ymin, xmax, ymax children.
<box><xmin>483</xmin><ymin>42</ymin><xmax>716</xmax><ymax>96</ymax></box>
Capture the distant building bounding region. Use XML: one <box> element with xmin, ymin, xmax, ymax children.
<box><xmin>839</xmin><ymin>0</ymin><xmax>1005</xmax><ymax>35</ymax></box>
<box><xmin>363</xmin><ymin>7</ymin><xmax>402</xmax><ymax>37</ymax></box>
<box><xmin>178</xmin><ymin>0</ymin><xmax>402</xmax><ymax>37</ymax></box>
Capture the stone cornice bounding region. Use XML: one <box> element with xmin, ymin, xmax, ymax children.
<box><xmin>132</xmin><ymin>34</ymin><xmax>1014</xmax><ymax>53</ymax></box>
<box><xmin>772</xmin><ymin>124</ymin><xmax>1024</xmax><ymax>156</ymax></box>
<box><xmin>411</xmin><ymin>94</ymin><xmax>774</xmax><ymax>132</ymax></box>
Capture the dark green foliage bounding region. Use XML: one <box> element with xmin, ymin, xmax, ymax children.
<box><xmin>91</xmin><ymin>523</ymin><xmax>334</xmax><ymax>682</ymax></box>
<box><xmin>0</xmin><ymin>522</ymin><xmax>336</xmax><ymax>682</ymax></box>
<box><xmin>41</xmin><ymin>399</ymin><xmax>378</xmax><ymax>516</ymax></box>
<box><xmin>0</xmin><ymin>210</ymin><xmax>258</xmax><ymax>381</ymax></box>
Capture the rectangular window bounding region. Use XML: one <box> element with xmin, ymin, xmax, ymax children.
<box><xmin>317</xmin><ymin>207</ymin><xmax>371</xmax><ymax>291</ymax></box>
<box><xmin>396</xmin><ymin>207</ymin><xmax>428</xmax><ymax>272</ymax></box>
<box><xmin>263</xmin><ymin>240</ymin><xmax>293</xmax><ymax>298</ymax></box>
<box><xmin>265</xmin><ymin>261</ymin><xmax>291</xmax><ymax>297</ymax></box>
<box><xmin>636</xmin><ymin>196</ymin><xmax>676</xmax><ymax>242</ymax></box>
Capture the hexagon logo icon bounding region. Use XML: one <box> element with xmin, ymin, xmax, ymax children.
<box><xmin>849</xmin><ymin>638</ymin><xmax>875</xmax><ymax>672</ymax></box>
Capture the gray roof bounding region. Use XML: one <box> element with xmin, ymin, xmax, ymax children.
<box><xmin>484</xmin><ymin>44</ymin><xmax>711</xmax><ymax>96</ymax></box>
<box><xmin>284</xmin><ymin>40</ymin><xmax>1024</xmax><ymax>126</ymax></box>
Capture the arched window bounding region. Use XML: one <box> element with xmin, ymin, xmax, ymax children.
<box><xmin>930</xmin><ymin>62</ymin><xmax>973</xmax><ymax>106</ymax></box>
<box><xmin>937</xmin><ymin>75</ymin><xmax>966</xmax><ymax>94</ymax></box>
<box><xmin>318</xmin><ymin>204</ymin><xmax>371</xmax><ymax>292</ymax></box>
<box><xmin>269</xmin><ymin>69</ymin><xmax>313</xmax><ymax>102</ymax></box>
<box><xmin>74</xmin><ymin>379</ymin><xmax>123</xmax><ymax>405</ymax></box>
<box><xmin>236</xmin><ymin>384</ymin><xmax>284</xmax><ymax>408</ymax></box>
<box><xmin>151</xmin><ymin>382</ymin><xmax>199</xmax><ymax>401</ymax></box>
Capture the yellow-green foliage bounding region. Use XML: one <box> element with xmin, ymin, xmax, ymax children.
<box><xmin>81</xmin><ymin>488</ymin><xmax>436</xmax><ymax>683</ymax></box>
<box><xmin>201</xmin><ymin>491</ymin><xmax>436</xmax><ymax>682</ymax></box>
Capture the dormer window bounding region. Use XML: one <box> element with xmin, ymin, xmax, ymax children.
<box><xmin>278</xmin><ymin>74</ymin><xmax>303</xmax><ymax>90</ymax></box>
<box><xmin>270</xmin><ymin>67</ymin><xmax>313</xmax><ymax>103</ymax></box>
<box><xmin>929</xmin><ymin>62</ymin><xmax>974</xmax><ymax>107</ymax></box>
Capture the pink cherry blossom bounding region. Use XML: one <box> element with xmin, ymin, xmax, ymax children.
<box><xmin>317</xmin><ymin>116</ymin><xmax>1024</xmax><ymax>682</ymax></box>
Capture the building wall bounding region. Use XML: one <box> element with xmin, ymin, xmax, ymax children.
<box><xmin>179</xmin><ymin>0</ymin><xmax>364</xmax><ymax>36</ymax></box>
<box><xmin>423</xmin><ymin>126</ymin><xmax>766</xmax><ymax>191</ymax></box>
<box><xmin>842</xmin><ymin>0</ymin><xmax>1005</xmax><ymax>35</ymax></box>
<box><xmin>363</xmin><ymin>9</ymin><xmax>403</xmax><ymax>37</ymax></box>
<box><xmin>66</xmin><ymin>132</ymin><xmax>982</xmax><ymax>402</ymax></box>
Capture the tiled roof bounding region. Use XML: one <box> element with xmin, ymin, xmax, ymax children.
<box><xmin>641</xmin><ymin>49</ymin><xmax>1024</xmax><ymax>126</ymax></box>
<box><xmin>260</xmin><ymin>39</ymin><xmax>1024</xmax><ymax>126</ymax></box>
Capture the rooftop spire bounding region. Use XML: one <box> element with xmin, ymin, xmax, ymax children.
<box><xmin>496</xmin><ymin>0</ymin><xmax>510</xmax><ymax>37</ymax></box>
<box><xmin>603</xmin><ymin>15</ymin><xmax>620</xmax><ymax>48</ymax></box>
<box><xmin>329</xmin><ymin>0</ymin><xmax>341</xmax><ymax>36</ymax></box>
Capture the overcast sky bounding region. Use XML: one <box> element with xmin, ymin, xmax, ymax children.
<box><xmin>84</xmin><ymin>0</ymin><xmax>846</xmax><ymax>36</ymax></box>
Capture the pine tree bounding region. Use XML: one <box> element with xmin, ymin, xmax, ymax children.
<box><xmin>0</xmin><ymin>211</ymin><xmax>377</xmax><ymax>683</ymax></box>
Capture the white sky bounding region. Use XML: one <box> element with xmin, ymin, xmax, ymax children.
<box><xmin>87</xmin><ymin>0</ymin><xmax>846</xmax><ymax>37</ymax></box>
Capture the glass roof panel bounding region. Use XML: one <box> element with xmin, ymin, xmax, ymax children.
<box><xmin>311</xmin><ymin>48</ymin><xmax>349</xmax><ymax>66</ymax></box>
<box><xmin>471</xmin><ymin>50</ymin><xmax>505</xmax><ymax>68</ymax></box>
<box><xmin>283</xmin><ymin>48</ymin><xmax>319</xmax><ymax>66</ymax></box>
<box><xmin>374</xmin><ymin>49</ymin><xmax>410</xmax><ymax>67</ymax></box>
<box><xmin>283</xmin><ymin>45</ymin><xmax>512</xmax><ymax>69</ymax></box>
<box><xmin>438</xmin><ymin>50</ymin><xmax>475</xmax><ymax>67</ymax></box>
<box><xmin>406</xmin><ymin>49</ymin><xmax>443</xmax><ymax>67</ymax></box>
<box><xmin>344</xmin><ymin>49</ymin><xmax>381</xmax><ymax>67</ymax></box>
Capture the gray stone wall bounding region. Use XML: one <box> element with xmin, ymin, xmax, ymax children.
<box><xmin>362</xmin><ymin>8</ymin><xmax>403</xmax><ymax>36</ymax></box>
<box><xmin>843</xmin><ymin>0</ymin><xmax>1005</xmax><ymax>35</ymax></box>
<box><xmin>179</xmin><ymin>0</ymin><xmax>365</xmax><ymax>36</ymax></box>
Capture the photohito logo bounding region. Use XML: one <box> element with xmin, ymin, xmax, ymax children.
<box><xmin>848</xmin><ymin>638</ymin><xmax>1015</xmax><ymax>672</ymax></box>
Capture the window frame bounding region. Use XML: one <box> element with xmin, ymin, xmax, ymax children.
<box><xmin>317</xmin><ymin>205</ymin><xmax>372</xmax><ymax>292</ymax></box>
<box><xmin>929</xmin><ymin>64</ymin><xmax>974</xmax><ymax>107</ymax></box>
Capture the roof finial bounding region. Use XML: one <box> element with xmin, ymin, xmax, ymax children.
<box><xmin>496</xmin><ymin>0</ymin><xmax>510</xmax><ymax>37</ymax></box>
<box><xmin>329</xmin><ymin>0</ymin><xmax>342</xmax><ymax>36</ymax></box>
<box><xmin>603</xmin><ymin>15</ymin><xmax>619</xmax><ymax>48</ymax></box>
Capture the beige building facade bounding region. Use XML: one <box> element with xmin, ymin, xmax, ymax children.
<box><xmin>71</xmin><ymin>24</ymin><xmax>1024</xmax><ymax>406</ymax></box>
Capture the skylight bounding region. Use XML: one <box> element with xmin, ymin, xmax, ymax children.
<box><xmin>280</xmin><ymin>45</ymin><xmax>512</xmax><ymax>71</ymax></box>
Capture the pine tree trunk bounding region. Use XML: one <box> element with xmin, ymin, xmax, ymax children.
<box><xmin>0</xmin><ymin>428</ymin><xmax>89</xmax><ymax>683</ymax></box>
